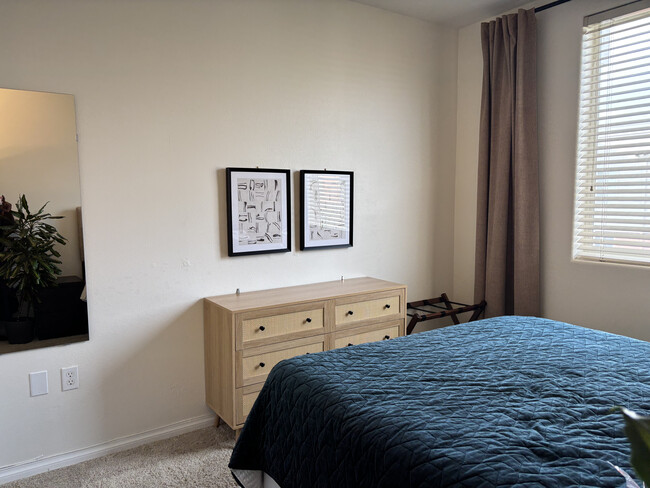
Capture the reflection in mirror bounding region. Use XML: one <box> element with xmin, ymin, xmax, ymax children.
<box><xmin>0</xmin><ymin>88</ymin><xmax>88</xmax><ymax>354</ymax></box>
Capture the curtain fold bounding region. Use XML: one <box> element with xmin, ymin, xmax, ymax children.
<box><xmin>474</xmin><ymin>9</ymin><xmax>540</xmax><ymax>317</ymax></box>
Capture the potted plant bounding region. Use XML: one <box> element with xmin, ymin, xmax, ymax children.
<box><xmin>613</xmin><ymin>408</ymin><xmax>650</xmax><ymax>488</ymax></box>
<box><xmin>0</xmin><ymin>194</ymin><xmax>66</xmax><ymax>344</ymax></box>
<box><xmin>0</xmin><ymin>195</ymin><xmax>18</xmax><ymax>338</ymax></box>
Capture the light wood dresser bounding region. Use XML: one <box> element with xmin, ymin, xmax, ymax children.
<box><xmin>204</xmin><ymin>277</ymin><xmax>406</xmax><ymax>431</ymax></box>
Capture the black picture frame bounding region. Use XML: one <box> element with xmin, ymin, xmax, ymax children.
<box><xmin>300</xmin><ymin>170</ymin><xmax>353</xmax><ymax>250</ymax></box>
<box><xmin>226</xmin><ymin>168</ymin><xmax>291</xmax><ymax>256</ymax></box>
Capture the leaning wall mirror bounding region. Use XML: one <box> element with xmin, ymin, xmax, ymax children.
<box><xmin>0</xmin><ymin>87</ymin><xmax>88</xmax><ymax>354</ymax></box>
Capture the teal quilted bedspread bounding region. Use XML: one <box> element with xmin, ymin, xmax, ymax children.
<box><xmin>230</xmin><ymin>316</ymin><xmax>650</xmax><ymax>487</ymax></box>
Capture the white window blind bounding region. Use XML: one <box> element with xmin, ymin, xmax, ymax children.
<box><xmin>573</xmin><ymin>1</ymin><xmax>650</xmax><ymax>266</ymax></box>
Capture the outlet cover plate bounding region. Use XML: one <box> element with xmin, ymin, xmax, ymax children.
<box><xmin>61</xmin><ymin>366</ymin><xmax>79</xmax><ymax>391</ymax></box>
<box><xmin>29</xmin><ymin>371</ymin><xmax>48</xmax><ymax>396</ymax></box>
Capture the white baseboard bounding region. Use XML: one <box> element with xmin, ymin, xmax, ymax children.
<box><xmin>0</xmin><ymin>413</ymin><xmax>216</xmax><ymax>485</ymax></box>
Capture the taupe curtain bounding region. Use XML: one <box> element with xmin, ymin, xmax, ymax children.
<box><xmin>474</xmin><ymin>9</ymin><xmax>540</xmax><ymax>318</ymax></box>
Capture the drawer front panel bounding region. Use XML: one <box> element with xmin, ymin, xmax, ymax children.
<box><xmin>240</xmin><ymin>342</ymin><xmax>324</xmax><ymax>386</ymax></box>
<box><xmin>335</xmin><ymin>324</ymin><xmax>399</xmax><ymax>349</ymax></box>
<box><xmin>236</xmin><ymin>388</ymin><xmax>262</xmax><ymax>425</ymax></box>
<box><xmin>242</xmin><ymin>391</ymin><xmax>258</xmax><ymax>419</ymax></box>
<box><xmin>241</xmin><ymin>308</ymin><xmax>324</xmax><ymax>345</ymax></box>
<box><xmin>335</xmin><ymin>294</ymin><xmax>400</xmax><ymax>326</ymax></box>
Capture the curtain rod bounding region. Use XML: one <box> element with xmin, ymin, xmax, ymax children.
<box><xmin>535</xmin><ymin>0</ymin><xmax>572</xmax><ymax>13</ymax></box>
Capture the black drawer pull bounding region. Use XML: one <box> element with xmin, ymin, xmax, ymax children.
<box><xmin>385</xmin><ymin>304</ymin><xmax>391</xmax><ymax>309</ymax></box>
<box><xmin>347</xmin><ymin>310</ymin><xmax>354</xmax><ymax>316</ymax></box>
<box><xmin>383</xmin><ymin>335</ymin><xmax>390</xmax><ymax>340</ymax></box>
<box><xmin>259</xmin><ymin>326</ymin><xmax>266</xmax><ymax>331</ymax></box>
<box><xmin>306</xmin><ymin>317</ymin><xmax>312</xmax><ymax>323</ymax></box>
<box><xmin>347</xmin><ymin>343</ymin><xmax>353</xmax><ymax>347</ymax></box>
<box><xmin>259</xmin><ymin>362</ymin><xmax>266</xmax><ymax>368</ymax></box>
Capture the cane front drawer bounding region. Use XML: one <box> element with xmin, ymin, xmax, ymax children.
<box><xmin>237</xmin><ymin>336</ymin><xmax>325</xmax><ymax>388</ymax></box>
<box><xmin>335</xmin><ymin>322</ymin><xmax>401</xmax><ymax>349</ymax></box>
<box><xmin>236</xmin><ymin>385</ymin><xmax>262</xmax><ymax>425</ymax></box>
<box><xmin>335</xmin><ymin>292</ymin><xmax>402</xmax><ymax>328</ymax></box>
<box><xmin>238</xmin><ymin>305</ymin><xmax>325</xmax><ymax>349</ymax></box>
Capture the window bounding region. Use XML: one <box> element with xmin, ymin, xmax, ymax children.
<box><xmin>573</xmin><ymin>1</ymin><xmax>650</xmax><ymax>266</ymax></box>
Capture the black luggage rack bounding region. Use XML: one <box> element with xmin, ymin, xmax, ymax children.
<box><xmin>406</xmin><ymin>293</ymin><xmax>486</xmax><ymax>335</ymax></box>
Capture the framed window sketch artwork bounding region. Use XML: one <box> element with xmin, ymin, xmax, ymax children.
<box><xmin>226</xmin><ymin>168</ymin><xmax>291</xmax><ymax>256</ymax></box>
<box><xmin>300</xmin><ymin>170</ymin><xmax>353</xmax><ymax>250</ymax></box>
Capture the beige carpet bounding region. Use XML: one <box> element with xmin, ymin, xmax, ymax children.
<box><xmin>5</xmin><ymin>424</ymin><xmax>239</xmax><ymax>488</ymax></box>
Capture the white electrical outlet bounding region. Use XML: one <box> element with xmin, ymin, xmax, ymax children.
<box><xmin>61</xmin><ymin>366</ymin><xmax>79</xmax><ymax>391</ymax></box>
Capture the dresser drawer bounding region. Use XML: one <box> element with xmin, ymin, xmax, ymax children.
<box><xmin>236</xmin><ymin>336</ymin><xmax>325</xmax><ymax>387</ymax></box>
<box><xmin>236</xmin><ymin>385</ymin><xmax>262</xmax><ymax>425</ymax></box>
<box><xmin>335</xmin><ymin>293</ymin><xmax>401</xmax><ymax>327</ymax></box>
<box><xmin>238</xmin><ymin>305</ymin><xmax>325</xmax><ymax>349</ymax></box>
<box><xmin>334</xmin><ymin>323</ymin><xmax>400</xmax><ymax>349</ymax></box>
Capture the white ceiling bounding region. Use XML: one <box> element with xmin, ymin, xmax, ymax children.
<box><xmin>350</xmin><ymin>0</ymin><xmax>535</xmax><ymax>27</ymax></box>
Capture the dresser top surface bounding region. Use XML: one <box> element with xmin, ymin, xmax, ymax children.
<box><xmin>205</xmin><ymin>277</ymin><xmax>405</xmax><ymax>312</ymax></box>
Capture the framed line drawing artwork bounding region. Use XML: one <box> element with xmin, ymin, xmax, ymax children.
<box><xmin>300</xmin><ymin>170</ymin><xmax>353</xmax><ymax>250</ymax></box>
<box><xmin>226</xmin><ymin>168</ymin><xmax>291</xmax><ymax>256</ymax></box>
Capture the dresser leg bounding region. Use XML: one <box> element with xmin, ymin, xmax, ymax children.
<box><xmin>214</xmin><ymin>416</ymin><xmax>221</xmax><ymax>428</ymax></box>
<box><xmin>235</xmin><ymin>429</ymin><xmax>242</xmax><ymax>440</ymax></box>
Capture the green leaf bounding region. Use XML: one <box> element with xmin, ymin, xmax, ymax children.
<box><xmin>0</xmin><ymin>195</ymin><xmax>67</xmax><ymax>308</ymax></box>
<box><xmin>608</xmin><ymin>462</ymin><xmax>642</xmax><ymax>488</ymax></box>
<box><xmin>19</xmin><ymin>194</ymin><xmax>29</xmax><ymax>213</ymax></box>
<box><xmin>621</xmin><ymin>408</ymin><xmax>650</xmax><ymax>486</ymax></box>
<box><xmin>35</xmin><ymin>201</ymin><xmax>48</xmax><ymax>215</ymax></box>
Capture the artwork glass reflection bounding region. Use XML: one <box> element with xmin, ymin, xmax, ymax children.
<box><xmin>300</xmin><ymin>170</ymin><xmax>353</xmax><ymax>250</ymax></box>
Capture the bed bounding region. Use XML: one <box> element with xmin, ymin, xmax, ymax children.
<box><xmin>229</xmin><ymin>316</ymin><xmax>650</xmax><ymax>487</ymax></box>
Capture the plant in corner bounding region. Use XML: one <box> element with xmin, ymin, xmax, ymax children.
<box><xmin>611</xmin><ymin>407</ymin><xmax>650</xmax><ymax>488</ymax></box>
<box><xmin>0</xmin><ymin>196</ymin><xmax>18</xmax><ymax>337</ymax></box>
<box><xmin>0</xmin><ymin>194</ymin><xmax>66</xmax><ymax>344</ymax></box>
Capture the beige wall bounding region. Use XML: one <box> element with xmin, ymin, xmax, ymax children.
<box><xmin>0</xmin><ymin>88</ymin><xmax>83</xmax><ymax>278</ymax></box>
<box><xmin>453</xmin><ymin>21</ymin><xmax>482</xmax><ymax>304</ymax></box>
<box><xmin>0</xmin><ymin>0</ymin><xmax>457</xmax><ymax>474</ymax></box>
<box><xmin>454</xmin><ymin>0</ymin><xmax>650</xmax><ymax>342</ymax></box>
